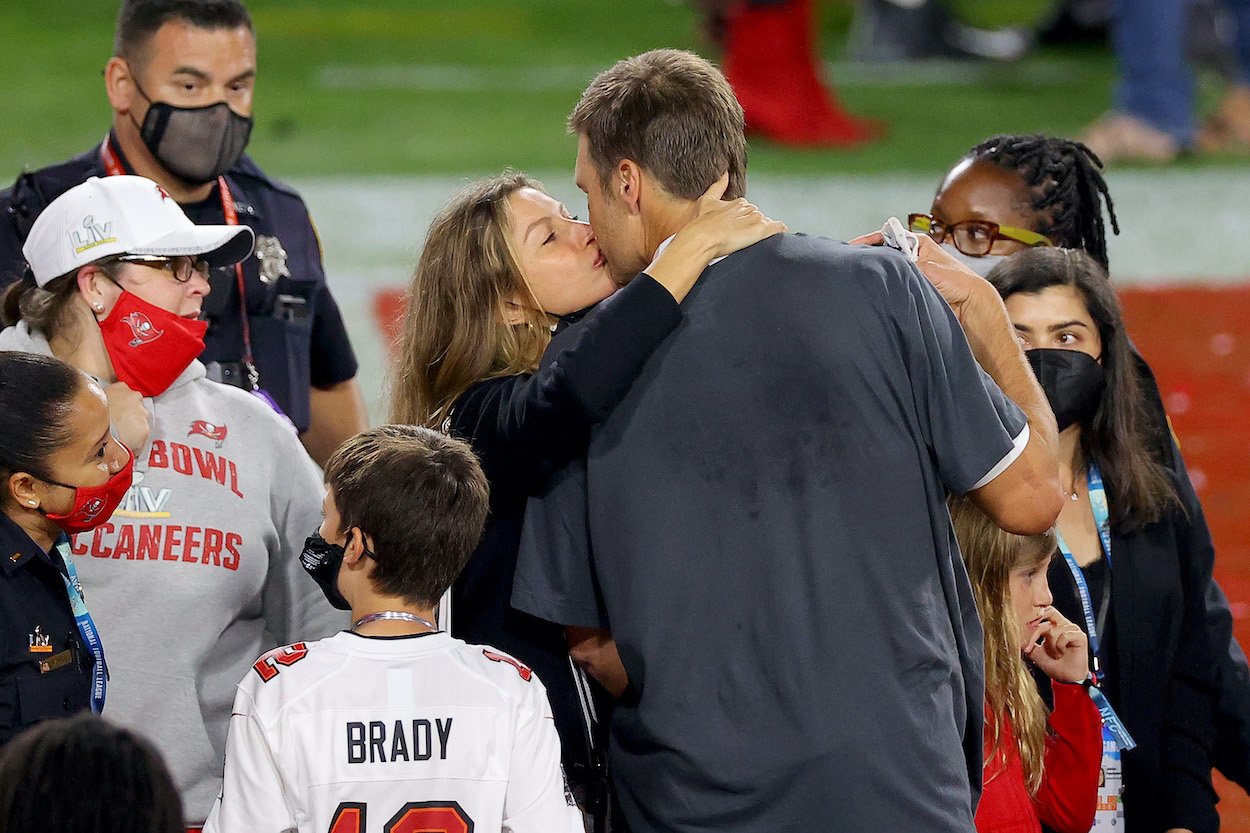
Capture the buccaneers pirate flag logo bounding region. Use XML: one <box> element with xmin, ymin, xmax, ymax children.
<box><xmin>121</xmin><ymin>311</ymin><xmax>164</xmax><ymax>348</ymax></box>
<box><xmin>189</xmin><ymin>420</ymin><xmax>228</xmax><ymax>448</ymax></box>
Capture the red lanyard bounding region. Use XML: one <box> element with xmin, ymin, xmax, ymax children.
<box><xmin>99</xmin><ymin>139</ymin><xmax>258</xmax><ymax>387</ymax></box>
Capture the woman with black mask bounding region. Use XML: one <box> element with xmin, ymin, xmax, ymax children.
<box><xmin>0</xmin><ymin>352</ymin><xmax>132</xmax><ymax>745</ymax></box>
<box><xmin>989</xmin><ymin>247</ymin><xmax>1220</xmax><ymax>833</ymax></box>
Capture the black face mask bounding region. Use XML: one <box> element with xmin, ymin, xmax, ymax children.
<box><xmin>132</xmin><ymin>80</ymin><xmax>253</xmax><ymax>184</ymax></box>
<box><xmin>1026</xmin><ymin>348</ymin><xmax>1106</xmax><ymax>432</ymax></box>
<box><xmin>300</xmin><ymin>531</ymin><xmax>372</xmax><ymax>611</ymax></box>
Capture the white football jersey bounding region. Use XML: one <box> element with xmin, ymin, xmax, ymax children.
<box><xmin>202</xmin><ymin>631</ymin><xmax>583</xmax><ymax>833</ymax></box>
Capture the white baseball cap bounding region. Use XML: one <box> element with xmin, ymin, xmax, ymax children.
<box><xmin>23</xmin><ymin>175</ymin><xmax>255</xmax><ymax>286</ymax></box>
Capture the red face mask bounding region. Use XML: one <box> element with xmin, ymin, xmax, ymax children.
<box><xmin>43</xmin><ymin>445</ymin><xmax>135</xmax><ymax>535</ymax></box>
<box><xmin>97</xmin><ymin>290</ymin><xmax>208</xmax><ymax>397</ymax></box>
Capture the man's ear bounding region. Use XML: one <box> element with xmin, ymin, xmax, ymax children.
<box><xmin>105</xmin><ymin>56</ymin><xmax>138</xmax><ymax>115</ymax></box>
<box><xmin>616</xmin><ymin>159</ymin><xmax>644</xmax><ymax>215</ymax></box>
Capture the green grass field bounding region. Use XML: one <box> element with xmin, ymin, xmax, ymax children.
<box><xmin>2</xmin><ymin>0</ymin><xmax>1211</xmax><ymax>182</ymax></box>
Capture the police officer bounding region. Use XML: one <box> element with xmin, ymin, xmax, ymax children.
<box><xmin>0</xmin><ymin>352</ymin><xmax>132</xmax><ymax>746</ymax></box>
<box><xmin>0</xmin><ymin>0</ymin><xmax>367</xmax><ymax>466</ymax></box>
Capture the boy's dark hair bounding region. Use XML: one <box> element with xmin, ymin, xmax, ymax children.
<box><xmin>0</xmin><ymin>715</ymin><xmax>184</xmax><ymax>833</ymax></box>
<box><xmin>324</xmin><ymin>425</ymin><xmax>489</xmax><ymax>608</ymax></box>
<box><xmin>115</xmin><ymin>0</ymin><xmax>253</xmax><ymax>63</ymax></box>
<box><xmin>570</xmin><ymin>48</ymin><xmax>747</xmax><ymax>201</ymax></box>
<box><xmin>0</xmin><ymin>352</ymin><xmax>85</xmax><ymax>486</ymax></box>
<box><xmin>968</xmin><ymin>134</ymin><xmax>1119</xmax><ymax>271</ymax></box>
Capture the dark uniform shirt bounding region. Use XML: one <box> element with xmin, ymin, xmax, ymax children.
<box><xmin>0</xmin><ymin>135</ymin><xmax>358</xmax><ymax>432</ymax></box>
<box><xmin>0</xmin><ymin>513</ymin><xmax>93</xmax><ymax>746</ymax></box>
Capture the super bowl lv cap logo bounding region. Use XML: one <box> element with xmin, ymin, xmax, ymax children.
<box><xmin>71</xmin><ymin>215</ymin><xmax>118</xmax><ymax>255</ymax></box>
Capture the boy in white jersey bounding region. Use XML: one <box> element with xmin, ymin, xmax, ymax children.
<box><xmin>204</xmin><ymin>425</ymin><xmax>582</xmax><ymax>833</ymax></box>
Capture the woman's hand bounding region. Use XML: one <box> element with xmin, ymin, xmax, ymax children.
<box><xmin>106</xmin><ymin>382</ymin><xmax>152</xmax><ymax>453</ymax></box>
<box><xmin>1025</xmin><ymin>607</ymin><xmax>1090</xmax><ymax>684</ymax></box>
<box><xmin>647</xmin><ymin>173</ymin><xmax>786</xmax><ymax>303</ymax></box>
<box><xmin>679</xmin><ymin>172</ymin><xmax>788</xmax><ymax>261</ymax></box>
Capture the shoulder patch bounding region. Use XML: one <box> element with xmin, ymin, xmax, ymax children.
<box><xmin>252</xmin><ymin>642</ymin><xmax>309</xmax><ymax>683</ymax></box>
<box><xmin>482</xmin><ymin>649</ymin><xmax>532</xmax><ymax>681</ymax></box>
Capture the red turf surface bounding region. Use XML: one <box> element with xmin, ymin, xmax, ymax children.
<box><xmin>1121</xmin><ymin>286</ymin><xmax>1250</xmax><ymax>829</ymax></box>
<box><xmin>373</xmin><ymin>284</ymin><xmax>1250</xmax><ymax>827</ymax></box>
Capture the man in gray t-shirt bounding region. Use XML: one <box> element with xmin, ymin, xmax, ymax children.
<box><xmin>515</xmin><ymin>50</ymin><xmax>1063</xmax><ymax>833</ymax></box>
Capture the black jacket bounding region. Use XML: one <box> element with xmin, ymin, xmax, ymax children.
<box><xmin>0</xmin><ymin>514</ymin><xmax>94</xmax><ymax>745</ymax></box>
<box><xmin>1134</xmin><ymin>350</ymin><xmax>1250</xmax><ymax>794</ymax></box>
<box><xmin>1048</xmin><ymin>470</ymin><xmax>1220</xmax><ymax>833</ymax></box>
<box><xmin>446</xmin><ymin>274</ymin><xmax>680</xmax><ymax>769</ymax></box>
<box><xmin>0</xmin><ymin>136</ymin><xmax>358</xmax><ymax>431</ymax></box>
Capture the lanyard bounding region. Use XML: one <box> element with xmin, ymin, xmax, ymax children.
<box><xmin>99</xmin><ymin>139</ymin><xmax>259</xmax><ymax>390</ymax></box>
<box><xmin>53</xmin><ymin>539</ymin><xmax>108</xmax><ymax>715</ymax></box>
<box><xmin>1055</xmin><ymin>465</ymin><xmax>1112</xmax><ymax>661</ymax></box>
<box><xmin>1053</xmin><ymin>464</ymin><xmax>1136</xmax><ymax>751</ymax></box>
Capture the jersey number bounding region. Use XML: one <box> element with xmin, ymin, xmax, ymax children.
<box><xmin>328</xmin><ymin>800</ymin><xmax>474</xmax><ymax>833</ymax></box>
<box><xmin>251</xmin><ymin>643</ymin><xmax>309</xmax><ymax>682</ymax></box>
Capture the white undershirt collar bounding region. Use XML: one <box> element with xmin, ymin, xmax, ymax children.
<box><xmin>647</xmin><ymin>233</ymin><xmax>727</xmax><ymax>272</ymax></box>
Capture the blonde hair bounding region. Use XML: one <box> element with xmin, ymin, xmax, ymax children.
<box><xmin>390</xmin><ymin>173</ymin><xmax>553</xmax><ymax>428</ymax></box>
<box><xmin>949</xmin><ymin>497</ymin><xmax>1055</xmax><ymax>794</ymax></box>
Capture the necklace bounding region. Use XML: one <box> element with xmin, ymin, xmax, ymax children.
<box><xmin>353</xmin><ymin>611</ymin><xmax>438</xmax><ymax>631</ymax></box>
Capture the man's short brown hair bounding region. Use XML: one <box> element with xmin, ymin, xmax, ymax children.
<box><xmin>114</xmin><ymin>0</ymin><xmax>253</xmax><ymax>64</ymax></box>
<box><xmin>324</xmin><ymin>425</ymin><xmax>489</xmax><ymax>608</ymax></box>
<box><xmin>569</xmin><ymin>48</ymin><xmax>747</xmax><ymax>201</ymax></box>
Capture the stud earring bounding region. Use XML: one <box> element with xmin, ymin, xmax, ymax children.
<box><xmin>27</xmin><ymin>500</ymin><xmax>36</xmax><ymax>507</ymax></box>
<box><xmin>92</xmin><ymin>302</ymin><xmax>105</xmax><ymax>313</ymax></box>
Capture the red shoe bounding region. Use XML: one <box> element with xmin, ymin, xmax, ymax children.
<box><xmin>722</xmin><ymin>0</ymin><xmax>885</xmax><ymax>148</ymax></box>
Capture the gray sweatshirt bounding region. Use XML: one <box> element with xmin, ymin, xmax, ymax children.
<box><xmin>0</xmin><ymin>323</ymin><xmax>345</xmax><ymax>823</ymax></box>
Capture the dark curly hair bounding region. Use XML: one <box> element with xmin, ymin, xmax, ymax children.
<box><xmin>967</xmin><ymin>134</ymin><xmax>1120</xmax><ymax>271</ymax></box>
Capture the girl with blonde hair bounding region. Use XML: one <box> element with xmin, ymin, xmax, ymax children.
<box><xmin>950</xmin><ymin>497</ymin><xmax>1102</xmax><ymax>833</ymax></box>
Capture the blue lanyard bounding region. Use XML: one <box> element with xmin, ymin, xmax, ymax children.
<box><xmin>1055</xmin><ymin>465</ymin><xmax>1112</xmax><ymax>661</ymax></box>
<box><xmin>1053</xmin><ymin>465</ymin><xmax>1136</xmax><ymax>752</ymax></box>
<box><xmin>54</xmin><ymin>539</ymin><xmax>107</xmax><ymax>714</ymax></box>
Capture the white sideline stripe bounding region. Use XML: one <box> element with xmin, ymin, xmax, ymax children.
<box><xmin>315</xmin><ymin>59</ymin><xmax>1084</xmax><ymax>93</ymax></box>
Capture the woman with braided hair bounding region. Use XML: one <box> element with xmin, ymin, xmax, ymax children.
<box><xmin>909</xmin><ymin>133</ymin><xmax>1250</xmax><ymax>804</ymax></box>
<box><xmin>910</xmin><ymin>134</ymin><xmax>1118</xmax><ymax>277</ymax></box>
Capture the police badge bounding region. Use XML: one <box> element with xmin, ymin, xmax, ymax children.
<box><xmin>255</xmin><ymin>235</ymin><xmax>292</xmax><ymax>285</ymax></box>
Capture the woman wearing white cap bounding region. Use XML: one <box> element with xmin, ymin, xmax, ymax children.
<box><xmin>0</xmin><ymin>175</ymin><xmax>341</xmax><ymax>826</ymax></box>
